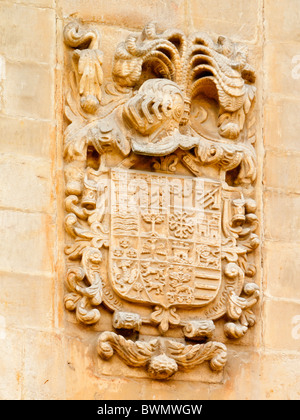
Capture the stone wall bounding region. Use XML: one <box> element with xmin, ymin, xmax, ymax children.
<box><xmin>0</xmin><ymin>0</ymin><xmax>299</xmax><ymax>400</ymax></box>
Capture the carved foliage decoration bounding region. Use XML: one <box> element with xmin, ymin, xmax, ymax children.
<box><xmin>63</xmin><ymin>20</ymin><xmax>260</xmax><ymax>380</ymax></box>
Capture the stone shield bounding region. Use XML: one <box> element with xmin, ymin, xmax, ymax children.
<box><xmin>109</xmin><ymin>168</ymin><xmax>222</xmax><ymax>310</ymax></box>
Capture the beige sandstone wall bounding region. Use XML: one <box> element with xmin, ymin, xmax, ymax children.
<box><xmin>0</xmin><ymin>0</ymin><xmax>299</xmax><ymax>400</ymax></box>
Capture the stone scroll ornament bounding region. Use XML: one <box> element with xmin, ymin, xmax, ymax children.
<box><xmin>63</xmin><ymin>21</ymin><xmax>260</xmax><ymax>380</ymax></box>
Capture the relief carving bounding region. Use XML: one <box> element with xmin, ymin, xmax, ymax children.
<box><xmin>63</xmin><ymin>20</ymin><xmax>260</xmax><ymax>380</ymax></box>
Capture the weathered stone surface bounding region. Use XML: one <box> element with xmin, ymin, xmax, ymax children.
<box><xmin>189</xmin><ymin>0</ymin><xmax>260</xmax><ymax>41</ymax></box>
<box><xmin>0</xmin><ymin>0</ymin><xmax>299</xmax><ymax>401</ymax></box>
<box><xmin>259</xmin><ymin>352</ymin><xmax>300</xmax><ymax>400</ymax></box>
<box><xmin>22</xmin><ymin>330</ymin><xmax>66</xmax><ymax>400</ymax></box>
<box><xmin>209</xmin><ymin>349</ymin><xmax>261</xmax><ymax>400</ymax></box>
<box><xmin>263</xmin><ymin>190</ymin><xmax>300</xmax><ymax>242</ymax></box>
<box><xmin>264</xmin><ymin>98</ymin><xmax>300</xmax><ymax>152</ymax></box>
<box><xmin>263</xmin><ymin>298</ymin><xmax>300</xmax><ymax>352</ymax></box>
<box><xmin>3</xmin><ymin>61</ymin><xmax>54</xmax><ymax>120</ymax></box>
<box><xmin>264</xmin><ymin>150</ymin><xmax>300</xmax><ymax>193</ymax></box>
<box><xmin>264</xmin><ymin>42</ymin><xmax>300</xmax><ymax>99</ymax></box>
<box><xmin>0</xmin><ymin>153</ymin><xmax>53</xmax><ymax>213</ymax></box>
<box><xmin>263</xmin><ymin>241</ymin><xmax>300</xmax><ymax>300</ymax></box>
<box><xmin>13</xmin><ymin>0</ymin><xmax>55</xmax><ymax>7</ymax></box>
<box><xmin>0</xmin><ymin>329</ymin><xmax>23</xmax><ymax>400</ymax></box>
<box><xmin>264</xmin><ymin>0</ymin><xmax>300</xmax><ymax>43</ymax></box>
<box><xmin>0</xmin><ymin>271</ymin><xmax>54</xmax><ymax>330</ymax></box>
<box><xmin>59</xmin><ymin>0</ymin><xmax>187</xmax><ymax>30</ymax></box>
<box><xmin>0</xmin><ymin>115</ymin><xmax>56</xmax><ymax>159</ymax></box>
<box><xmin>0</xmin><ymin>210</ymin><xmax>55</xmax><ymax>274</ymax></box>
<box><xmin>0</xmin><ymin>3</ymin><xmax>56</xmax><ymax>64</ymax></box>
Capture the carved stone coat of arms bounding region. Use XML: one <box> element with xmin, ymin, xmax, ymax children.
<box><xmin>63</xmin><ymin>21</ymin><xmax>260</xmax><ymax>380</ymax></box>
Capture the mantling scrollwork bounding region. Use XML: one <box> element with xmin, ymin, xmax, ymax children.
<box><xmin>63</xmin><ymin>20</ymin><xmax>260</xmax><ymax>380</ymax></box>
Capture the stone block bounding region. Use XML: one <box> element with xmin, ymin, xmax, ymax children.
<box><xmin>140</xmin><ymin>379</ymin><xmax>211</xmax><ymax>401</ymax></box>
<box><xmin>0</xmin><ymin>153</ymin><xmax>54</xmax><ymax>213</ymax></box>
<box><xmin>0</xmin><ymin>210</ymin><xmax>55</xmax><ymax>275</ymax></box>
<box><xmin>189</xmin><ymin>0</ymin><xmax>260</xmax><ymax>41</ymax></box>
<box><xmin>0</xmin><ymin>3</ymin><xmax>56</xmax><ymax>64</ymax></box>
<box><xmin>264</xmin><ymin>98</ymin><xmax>300</xmax><ymax>153</ymax></box>
<box><xmin>23</xmin><ymin>330</ymin><xmax>66</xmax><ymax>400</ymax></box>
<box><xmin>93</xmin><ymin>376</ymin><xmax>146</xmax><ymax>401</ymax></box>
<box><xmin>209</xmin><ymin>349</ymin><xmax>261</xmax><ymax>400</ymax></box>
<box><xmin>14</xmin><ymin>0</ymin><xmax>56</xmax><ymax>7</ymax></box>
<box><xmin>260</xmin><ymin>352</ymin><xmax>300</xmax><ymax>399</ymax></box>
<box><xmin>263</xmin><ymin>190</ymin><xmax>300</xmax><ymax>242</ymax></box>
<box><xmin>0</xmin><ymin>270</ymin><xmax>54</xmax><ymax>330</ymax></box>
<box><xmin>3</xmin><ymin>61</ymin><xmax>54</xmax><ymax>120</ymax></box>
<box><xmin>264</xmin><ymin>42</ymin><xmax>300</xmax><ymax>99</ymax></box>
<box><xmin>0</xmin><ymin>328</ymin><xmax>23</xmax><ymax>399</ymax></box>
<box><xmin>264</xmin><ymin>0</ymin><xmax>300</xmax><ymax>43</ymax></box>
<box><xmin>65</xmin><ymin>336</ymin><xmax>106</xmax><ymax>400</ymax></box>
<box><xmin>263</xmin><ymin>241</ymin><xmax>300</xmax><ymax>300</ymax></box>
<box><xmin>263</xmin><ymin>298</ymin><xmax>300</xmax><ymax>352</ymax></box>
<box><xmin>263</xmin><ymin>150</ymin><xmax>300</xmax><ymax>194</ymax></box>
<box><xmin>59</xmin><ymin>0</ymin><xmax>187</xmax><ymax>31</ymax></box>
<box><xmin>0</xmin><ymin>115</ymin><xmax>55</xmax><ymax>159</ymax></box>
